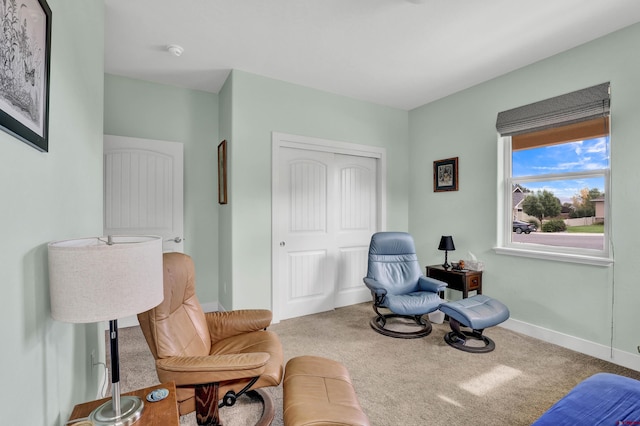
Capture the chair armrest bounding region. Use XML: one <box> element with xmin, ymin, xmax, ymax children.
<box><xmin>363</xmin><ymin>277</ymin><xmax>387</xmax><ymax>296</ymax></box>
<box><xmin>156</xmin><ymin>352</ymin><xmax>270</xmax><ymax>386</ymax></box>
<box><xmin>418</xmin><ymin>276</ymin><xmax>448</xmax><ymax>293</ymax></box>
<box><xmin>206</xmin><ymin>309</ymin><xmax>273</xmax><ymax>342</ymax></box>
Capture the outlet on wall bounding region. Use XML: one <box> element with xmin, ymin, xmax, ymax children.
<box><xmin>90</xmin><ymin>349</ymin><xmax>96</xmax><ymax>369</ymax></box>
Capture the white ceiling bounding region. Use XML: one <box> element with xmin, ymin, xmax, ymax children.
<box><xmin>104</xmin><ymin>0</ymin><xmax>640</xmax><ymax>111</ymax></box>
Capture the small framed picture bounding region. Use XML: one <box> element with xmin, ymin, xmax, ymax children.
<box><xmin>0</xmin><ymin>0</ymin><xmax>52</xmax><ymax>152</ymax></box>
<box><xmin>433</xmin><ymin>157</ymin><xmax>458</xmax><ymax>192</ymax></box>
<box><xmin>218</xmin><ymin>140</ymin><xmax>228</xmax><ymax>204</ymax></box>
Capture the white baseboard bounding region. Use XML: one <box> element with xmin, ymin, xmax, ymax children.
<box><xmin>107</xmin><ymin>301</ymin><xmax>221</xmax><ymax>330</ymax></box>
<box><xmin>500</xmin><ymin>317</ymin><xmax>640</xmax><ymax>372</ymax></box>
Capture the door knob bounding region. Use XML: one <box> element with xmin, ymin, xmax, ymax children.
<box><xmin>280</xmin><ymin>241</ymin><xmax>286</xmax><ymax>247</ymax></box>
<box><xmin>166</xmin><ymin>237</ymin><xmax>182</xmax><ymax>243</ymax></box>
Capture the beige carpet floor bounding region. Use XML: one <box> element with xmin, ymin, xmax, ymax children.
<box><xmin>112</xmin><ymin>302</ymin><xmax>640</xmax><ymax>425</ymax></box>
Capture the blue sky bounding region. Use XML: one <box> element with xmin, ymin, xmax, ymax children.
<box><xmin>512</xmin><ymin>136</ymin><xmax>609</xmax><ymax>202</ymax></box>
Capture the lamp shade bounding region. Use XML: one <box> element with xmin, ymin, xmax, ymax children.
<box><xmin>438</xmin><ymin>235</ymin><xmax>455</xmax><ymax>251</ymax></box>
<box><xmin>48</xmin><ymin>235</ymin><xmax>163</xmax><ymax>323</ymax></box>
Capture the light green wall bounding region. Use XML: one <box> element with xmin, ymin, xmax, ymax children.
<box><xmin>218</xmin><ymin>73</ymin><xmax>233</xmax><ymax>309</ymax></box>
<box><xmin>0</xmin><ymin>1</ymin><xmax>104</xmax><ymax>424</ymax></box>
<box><xmin>227</xmin><ymin>70</ymin><xmax>409</xmax><ymax>309</ymax></box>
<box><xmin>103</xmin><ymin>74</ymin><xmax>220</xmax><ymax>303</ymax></box>
<box><xmin>409</xmin><ymin>23</ymin><xmax>640</xmax><ymax>356</ymax></box>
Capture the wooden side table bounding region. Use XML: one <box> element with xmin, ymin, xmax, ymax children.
<box><xmin>426</xmin><ymin>265</ymin><xmax>482</xmax><ymax>299</ymax></box>
<box><xmin>68</xmin><ymin>382</ymin><xmax>180</xmax><ymax>426</ymax></box>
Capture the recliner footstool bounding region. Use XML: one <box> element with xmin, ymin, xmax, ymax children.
<box><xmin>438</xmin><ymin>294</ymin><xmax>510</xmax><ymax>353</ymax></box>
<box><xmin>283</xmin><ymin>355</ymin><xmax>370</xmax><ymax>426</ymax></box>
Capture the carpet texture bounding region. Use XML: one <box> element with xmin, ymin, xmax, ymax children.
<box><xmin>113</xmin><ymin>302</ymin><xmax>640</xmax><ymax>425</ymax></box>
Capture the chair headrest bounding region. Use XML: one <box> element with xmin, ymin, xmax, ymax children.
<box><xmin>149</xmin><ymin>252</ymin><xmax>210</xmax><ymax>358</ymax></box>
<box><xmin>369</xmin><ymin>232</ymin><xmax>416</xmax><ymax>256</ymax></box>
<box><xmin>161</xmin><ymin>252</ymin><xmax>197</xmax><ymax>313</ymax></box>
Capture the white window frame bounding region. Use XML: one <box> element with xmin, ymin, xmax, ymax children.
<box><xmin>495</xmin><ymin>135</ymin><xmax>613</xmax><ymax>266</ymax></box>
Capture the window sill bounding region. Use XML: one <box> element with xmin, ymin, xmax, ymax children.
<box><xmin>493</xmin><ymin>246</ymin><xmax>613</xmax><ymax>266</ymax></box>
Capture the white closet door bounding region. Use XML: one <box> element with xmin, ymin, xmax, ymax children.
<box><xmin>277</xmin><ymin>148</ymin><xmax>336</xmax><ymax>319</ymax></box>
<box><xmin>276</xmin><ymin>147</ymin><xmax>377</xmax><ymax>320</ymax></box>
<box><xmin>334</xmin><ymin>154</ymin><xmax>377</xmax><ymax>308</ymax></box>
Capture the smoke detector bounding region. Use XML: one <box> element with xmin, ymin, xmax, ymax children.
<box><xmin>166</xmin><ymin>44</ymin><xmax>184</xmax><ymax>57</ymax></box>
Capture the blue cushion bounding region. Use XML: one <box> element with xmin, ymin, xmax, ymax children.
<box><xmin>532</xmin><ymin>373</ymin><xmax>640</xmax><ymax>425</ymax></box>
<box><xmin>439</xmin><ymin>295</ymin><xmax>510</xmax><ymax>330</ymax></box>
<box><xmin>367</xmin><ymin>232</ymin><xmax>416</xmax><ymax>255</ymax></box>
<box><xmin>383</xmin><ymin>291</ymin><xmax>443</xmax><ymax>316</ymax></box>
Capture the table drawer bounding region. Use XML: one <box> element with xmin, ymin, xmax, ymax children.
<box><xmin>467</xmin><ymin>275</ymin><xmax>480</xmax><ymax>290</ymax></box>
<box><xmin>425</xmin><ymin>265</ymin><xmax>483</xmax><ymax>297</ymax></box>
<box><xmin>427</xmin><ymin>268</ymin><xmax>464</xmax><ymax>290</ymax></box>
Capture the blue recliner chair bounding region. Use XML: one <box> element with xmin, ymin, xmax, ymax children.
<box><xmin>363</xmin><ymin>232</ymin><xmax>448</xmax><ymax>338</ymax></box>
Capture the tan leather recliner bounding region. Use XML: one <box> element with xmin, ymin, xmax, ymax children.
<box><xmin>138</xmin><ymin>252</ymin><xmax>283</xmax><ymax>425</ymax></box>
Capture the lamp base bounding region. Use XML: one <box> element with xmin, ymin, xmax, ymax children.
<box><xmin>89</xmin><ymin>396</ymin><xmax>144</xmax><ymax>426</ymax></box>
<box><xmin>442</xmin><ymin>250</ymin><xmax>450</xmax><ymax>269</ymax></box>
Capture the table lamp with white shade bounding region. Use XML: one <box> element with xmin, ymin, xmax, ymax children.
<box><xmin>48</xmin><ymin>235</ymin><xmax>163</xmax><ymax>426</ymax></box>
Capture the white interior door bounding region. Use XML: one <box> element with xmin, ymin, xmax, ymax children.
<box><xmin>273</xmin><ymin>133</ymin><xmax>383</xmax><ymax>321</ymax></box>
<box><xmin>104</xmin><ymin>135</ymin><xmax>184</xmax><ymax>253</ymax></box>
<box><xmin>334</xmin><ymin>154</ymin><xmax>377</xmax><ymax>308</ymax></box>
<box><xmin>277</xmin><ymin>148</ymin><xmax>336</xmax><ymax>319</ymax></box>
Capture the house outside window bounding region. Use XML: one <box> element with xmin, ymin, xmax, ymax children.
<box><xmin>495</xmin><ymin>83</ymin><xmax>612</xmax><ymax>266</ymax></box>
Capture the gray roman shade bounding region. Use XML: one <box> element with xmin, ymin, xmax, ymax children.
<box><xmin>496</xmin><ymin>82</ymin><xmax>610</xmax><ymax>136</ymax></box>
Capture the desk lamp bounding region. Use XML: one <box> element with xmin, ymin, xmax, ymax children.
<box><xmin>438</xmin><ymin>235</ymin><xmax>455</xmax><ymax>269</ymax></box>
<box><xmin>48</xmin><ymin>235</ymin><xmax>163</xmax><ymax>426</ymax></box>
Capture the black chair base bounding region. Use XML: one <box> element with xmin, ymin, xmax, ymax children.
<box><xmin>443</xmin><ymin>319</ymin><xmax>496</xmax><ymax>353</ymax></box>
<box><xmin>439</xmin><ymin>295</ymin><xmax>509</xmax><ymax>353</ymax></box>
<box><xmin>195</xmin><ymin>385</ymin><xmax>274</xmax><ymax>426</ymax></box>
<box><xmin>369</xmin><ymin>313</ymin><xmax>433</xmax><ymax>339</ymax></box>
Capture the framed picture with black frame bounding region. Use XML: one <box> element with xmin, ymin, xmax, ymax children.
<box><xmin>218</xmin><ymin>140</ymin><xmax>228</xmax><ymax>204</ymax></box>
<box><xmin>433</xmin><ymin>157</ymin><xmax>458</xmax><ymax>192</ymax></box>
<box><xmin>0</xmin><ymin>0</ymin><xmax>52</xmax><ymax>152</ymax></box>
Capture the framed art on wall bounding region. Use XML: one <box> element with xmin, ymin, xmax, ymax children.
<box><xmin>218</xmin><ymin>140</ymin><xmax>227</xmax><ymax>204</ymax></box>
<box><xmin>0</xmin><ymin>0</ymin><xmax>52</xmax><ymax>152</ymax></box>
<box><xmin>433</xmin><ymin>157</ymin><xmax>458</xmax><ymax>192</ymax></box>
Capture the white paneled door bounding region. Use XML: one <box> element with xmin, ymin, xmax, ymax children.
<box><xmin>334</xmin><ymin>153</ymin><xmax>378</xmax><ymax>308</ymax></box>
<box><xmin>274</xmin><ymin>138</ymin><xmax>381</xmax><ymax>321</ymax></box>
<box><xmin>104</xmin><ymin>135</ymin><xmax>184</xmax><ymax>253</ymax></box>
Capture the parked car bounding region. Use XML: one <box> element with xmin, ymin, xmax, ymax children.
<box><xmin>513</xmin><ymin>220</ymin><xmax>537</xmax><ymax>234</ymax></box>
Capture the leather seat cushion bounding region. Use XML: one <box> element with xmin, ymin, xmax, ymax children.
<box><xmin>283</xmin><ymin>355</ymin><xmax>370</xmax><ymax>426</ymax></box>
<box><xmin>210</xmin><ymin>330</ymin><xmax>284</xmax><ymax>387</ymax></box>
<box><xmin>174</xmin><ymin>330</ymin><xmax>284</xmax><ymax>415</ymax></box>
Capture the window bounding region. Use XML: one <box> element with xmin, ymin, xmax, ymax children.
<box><xmin>495</xmin><ymin>83</ymin><xmax>612</xmax><ymax>265</ymax></box>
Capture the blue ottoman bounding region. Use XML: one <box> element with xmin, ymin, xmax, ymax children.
<box><xmin>438</xmin><ymin>295</ymin><xmax>510</xmax><ymax>353</ymax></box>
